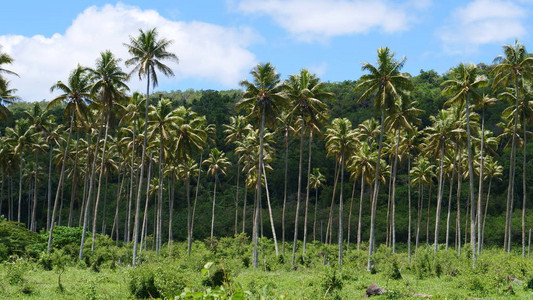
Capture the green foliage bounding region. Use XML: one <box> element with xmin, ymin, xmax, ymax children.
<box><xmin>0</xmin><ymin>220</ymin><xmax>43</xmax><ymax>260</ymax></box>
<box><xmin>321</xmin><ymin>268</ymin><xmax>343</xmax><ymax>298</ymax></box>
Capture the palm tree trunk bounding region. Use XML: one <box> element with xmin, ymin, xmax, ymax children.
<box><xmin>456</xmin><ymin>150</ymin><xmax>462</xmax><ymax>254</ymax></box>
<box><xmin>46</xmin><ymin>145</ymin><xmax>53</xmax><ymax>231</ymax></box>
<box><xmin>446</xmin><ymin>171</ymin><xmax>454</xmax><ymax>250</ymax></box>
<box><xmin>292</xmin><ymin>118</ymin><xmax>305</xmax><ymax>265</ymax></box>
<box><xmin>111</xmin><ymin>170</ymin><xmax>125</xmax><ymax>241</ymax></box>
<box><xmin>477</xmin><ymin>111</ymin><xmax>485</xmax><ymax>255</ymax></box>
<box><xmin>338</xmin><ymin>154</ymin><xmax>345</xmax><ymax>265</ymax></box>
<box><xmin>313</xmin><ymin>187</ymin><xmax>319</xmax><ymax>242</ymax></box>
<box><xmin>91</xmin><ymin>110</ymin><xmax>111</xmax><ymax>251</ymax></box>
<box><xmin>48</xmin><ymin>110</ymin><xmax>74</xmax><ymax>253</ymax></box>
<box><xmin>357</xmin><ymin>172</ymin><xmax>365</xmax><ymax>251</ymax></box>
<box><xmin>505</xmin><ymin>77</ymin><xmax>520</xmax><ymax>253</ymax></box>
<box><xmin>303</xmin><ymin>131</ymin><xmax>313</xmax><ymax>254</ymax></box>
<box><xmin>434</xmin><ymin>143</ymin><xmax>445</xmax><ymax>252</ymax></box>
<box><xmin>390</xmin><ymin>129</ymin><xmax>401</xmax><ymax>252</ymax></box>
<box><xmin>482</xmin><ymin>178</ymin><xmax>492</xmax><ymax>252</ymax></box>
<box><xmin>156</xmin><ymin>134</ymin><xmax>164</xmax><ymax>255</ymax></box>
<box><xmin>416</xmin><ymin>182</ymin><xmax>423</xmax><ymax>252</ymax></box>
<box><xmin>522</xmin><ymin>112</ymin><xmax>527</xmax><ymax>257</ymax></box>
<box><xmin>140</xmin><ymin>153</ymin><xmax>153</xmax><ymax>252</ymax></box>
<box><xmin>282</xmin><ymin>127</ymin><xmax>289</xmax><ymax>253</ymax></box>
<box><xmin>190</xmin><ymin>153</ymin><xmax>203</xmax><ymax>256</ymax></box>
<box><xmin>17</xmin><ymin>157</ymin><xmax>22</xmax><ymax>223</ymax></box>
<box><xmin>426</xmin><ymin>182</ymin><xmax>432</xmax><ymax>245</ymax></box>
<box><xmin>210</xmin><ymin>173</ymin><xmax>217</xmax><ymax>239</ymax></box>
<box><xmin>234</xmin><ymin>161</ymin><xmax>241</xmax><ymax>236</ymax></box>
<box><xmin>368</xmin><ymin>111</ymin><xmax>385</xmax><ymax>271</ymax></box>
<box><xmin>407</xmin><ymin>156</ymin><xmax>412</xmax><ymax>262</ymax></box>
<box><xmin>253</xmin><ymin>107</ymin><xmax>266</xmax><ymax>269</ymax></box>
<box><xmin>132</xmin><ymin>74</ymin><xmax>151</xmax><ymax>265</ymax></box>
<box><xmin>326</xmin><ymin>161</ymin><xmax>340</xmax><ymax>245</ymax></box>
<box><xmin>465</xmin><ymin>95</ymin><xmax>477</xmax><ymax>264</ymax></box>
<box><xmin>168</xmin><ymin>173</ymin><xmax>175</xmax><ymax>246</ymax></box>
<box><xmin>242</xmin><ymin>186</ymin><xmax>248</xmax><ymax>234</ymax></box>
<box><xmin>68</xmin><ymin>135</ymin><xmax>79</xmax><ymax>227</ymax></box>
<box><xmin>31</xmin><ymin>152</ymin><xmax>38</xmax><ymax>231</ymax></box>
<box><xmin>347</xmin><ymin>179</ymin><xmax>356</xmax><ymax>250</ymax></box>
<box><xmin>262</xmin><ymin>161</ymin><xmax>279</xmax><ymax>255</ymax></box>
<box><xmin>126</xmin><ymin>121</ymin><xmax>137</xmax><ymax>243</ymax></box>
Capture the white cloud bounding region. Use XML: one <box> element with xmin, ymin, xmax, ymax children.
<box><xmin>234</xmin><ymin>0</ymin><xmax>430</xmax><ymax>42</ymax></box>
<box><xmin>439</xmin><ymin>0</ymin><xmax>528</xmax><ymax>53</ymax></box>
<box><xmin>0</xmin><ymin>4</ymin><xmax>259</xmax><ymax>101</ymax></box>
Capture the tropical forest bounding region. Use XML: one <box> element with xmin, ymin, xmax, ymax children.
<box><xmin>1</xmin><ymin>28</ymin><xmax>533</xmax><ymax>299</ymax></box>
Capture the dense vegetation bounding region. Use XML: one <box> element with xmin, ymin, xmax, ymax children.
<box><xmin>1</xmin><ymin>29</ymin><xmax>533</xmax><ymax>298</ymax></box>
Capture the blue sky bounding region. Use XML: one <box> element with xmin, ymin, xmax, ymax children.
<box><xmin>2</xmin><ymin>0</ymin><xmax>533</xmax><ymax>101</ymax></box>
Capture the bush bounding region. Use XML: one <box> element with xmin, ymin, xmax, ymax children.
<box><xmin>128</xmin><ymin>264</ymin><xmax>160</xmax><ymax>299</ymax></box>
<box><xmin>0</xmin><ymin>221</ymin><xmax>43</xmax><ymax>260</ymax></box>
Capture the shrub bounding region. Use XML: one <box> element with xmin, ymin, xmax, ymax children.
<box><xmin>0</xmin><ymin>221</ymin><xmax>43</xmax><ymax>260</ymax></box>
<box><xmin>128</xmin><ymin>264</ymin><xmax>160</xmax><ymax>299</ymax></box>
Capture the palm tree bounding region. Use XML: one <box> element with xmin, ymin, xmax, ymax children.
<box><xmin>441</xmin><ymin>63</ymin><xmax>487</xmax><ymax>263</ymax></box>
<box><xmin>124</xmin><ymin>27</ymin><xmax>178</xmax><ymax>265</ymax></box>
<box><xmin>0</xmin><ymin>47</ymin><xmax>18</xmax><ymax>80</ymax></box>
<box><xmin>309</xmin><ymin>168</ymin><xmax>326</xmax><ymax>242</ymax></box>
<box><xmin>491</xmin><ymin>40</ymin><xmax>533</xmax><ymax>253</ymax></box>
<box><xmin>355</xmin><ymin>47</ymin><xmax>413</xmax><ymax>270</ymax></box>
<box><xmin>348</xmin><ymin>140</ymin><xmax>376</xmax><ymax>251</ymax></box>
<box><xmin>284</xmin><ymin>69</ymin><xmax>332</xmax><ymax>259</ymax></box>
<box><xmin>237</xmin><ymin>63</ymin><xmax>287</xmax><ymax>267</ymax></box>
<box><xmin>0</xmin><ymin>80</ymin><xmax>19</xmax><ymax>120</ymax></box>
<box><xmin>410</xmin><ymin>155</ymin><xmax>435</xmax><ymax>252</ymax></box>
<box><xmin>424</xmin><ymin>109</ymin><xmax>456</xmax><ymax>251</ymax></box>
<box><xmin>203</xmin><ymin>148</ymin><xmax>231</xmax><ymax>239</ymax></box>
<box><xmin>325</xmin><ymin>118</ymin><xmax>357</xmax><ymax>265</ymax></box>
<box><xmin>224</xmin><ymin>116</ymin><xmax>252</xmax><ymax>235</ymax></box>
<box><xmin>480</xmin><ymin>156</ymin><xmax>503</xmax><ymax>250</ymax></box>
<box><xmin>384</xmin><ymin>97</ymin><xmax>422</xmax><ymax>252</ymax></box>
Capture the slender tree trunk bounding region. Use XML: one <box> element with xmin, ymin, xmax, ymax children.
<box><xmin>253</xmin><ymin>107</ymin><xmax>266</xmax><ymax>269</ymax></box>
<box><xmin>456</xmin><ymin>150</ymin><xmax>463</xmax><ymax>254</ymax></box>
<box><xmin>49</xmin><ymin>110</ymin><xmax>74</xmax><ymax>253</ymax></box>
<box><xmin>31</xmin><ymin>152</ymin><xmax>38</xmax><ymax>231</ymax></box>
<box><xmin>390</xmin><ymin>129</ymin><xmax>401</xmax><ymax>252</ymax></box>
<box><xmin>446</xmin><ymin>171</ymin><xmax>454</xmax><ymax>250</ymax></box>
<box><xmin>168</xmin><ymin>173</ymin><xmax>175</xmax><ymax>246</ymax></box>
<box><xmin>156</xmin><ymin>135</ymin><xmax>164</xmax><ymax>255</ymax></box>
<box><xmin>338</xmin><ymin>154</ymin><xmax>345</xmax><ymax>265</ymax></box>
<box><xmin>505</xmin><ymin>77</ymin><xmax>520</xmax><ymax>253</ymax></box>
<box><xmin>368</xmin><ymin>111</ymin><xmax>385</xmax><ymax>271</ymax></box>
<box><xmin>190</xmin><ymin>153</ymin><xmax>203</xmax><ymax>256</ymax></box>
<box><xmin>416</xmin><ymin>182</ymin><xmax>423</xmax><ymax>252</ymax></box>
<box><xmin>133</xmin><ymin>74</ymin><xmax>151</xmax><ymax>265</ymax></box>
<box><xmin>126</xmin><ymin>121</ymin><xmax>137</xmax><ymax>243</ymax></box>
<box><xmin>347</xmin><ymin>180</ymin><xmax>356</xmax><ymax>250</ymax></box>
<box><xmin>91</xmin><ymin>110</ymin><xmax>111</xmax><ymax>251</ymax></box>
<box><xmin>234</xmin><ymin>161</ymin><xmax>241</xmax><ymax>236</ymax></box>
<box><xmin>262</xmin><ymin>161</ymin><xmax>279</xmax><ymax>255</ymax></box>
<box><xmin>482</xmin><ymin>178</ymin><xmax>492</xmax><ymax>252</ymax></box>
<box><xmin>522</xmin><ymin>112</ymin><xmax>527</xmax><ymax>257</ymax></box>
<box><xmin>292</xmin><ymin>119</ymin><xmax>305</xmax><ymax>265</ymax></box>
<box><xmin>407</xmin><ymin>156</ymin><xmax>412</xmax><ymax>263</ymax></box>
<box><xmin>46</xmin><ymin>145</ymin><xmax>53</xmax><ymax>231</ymax></box>
<box><xmin>434</xmin><ymin>143</ymin><xmax>445</xmax><ymax>252</ymax></box>
<box><xmin>242</xmin><ymin>187</ymin><xmax>248</xmax><ymax>234</ymax></box>
<box><xmin>111</xmin><ymin>171</ymin><xmax>125</xmax><ymax>241</ymax></box>
<box><xmin>313</xmin><ymin>187</ymin><xmax>319</xmax><ymax>242</ymax></box>
<box><xmin>282</xmin><ymin>127</ymin><xmax>289</xmax><ymax>253</ymax></box>
<box><xmin>326</xmin><ymin>161</ymin><xmax>339</xmax><ymax>245</ymax></box>
<box><xmin>426</xmin><ymin>182</ymin><xmax>432</xmax><ymax>245</ymax></box>
<box><xmin>68</xmin><ymin>136</ymin><xmax>79</xmax><ymax>227</ymax></box>
<box><xmin>303</xmin><ymin>131</ymin><xmax>313</xmax><ymax>254</ymax></box>
<box><xmin>140</xmin><ymin>153</ymin><xmax>153</xmax><ymax>252</ymax></box>
<box><xmin>357</xmin><ymin>173</ymin><xmax>365</xmax><ymax>251</ymax></box>
<box><xmin>477</xmin><ymin>111</ymin><xmax>485</xmax><ymax>255</ymax></box>
<box><xmin>210</xmin><ymin>174</ymin><xmax>217</xmax><ymax>239</ymax></box>
<box><xmin>17</xmin><ymin>158</ymin><xmax>22</xmax><ymax>223</ymax></box>
<box><xmin>465</xmin><ymin>95</ymin><xmax>477</xmax><ymax>264</ymax></box>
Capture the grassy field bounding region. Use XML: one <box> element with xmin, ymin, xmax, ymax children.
<box><xmin>2</xmin><ymin>235</ymin><xmax>533</xmax><ymax>299</ymax></box>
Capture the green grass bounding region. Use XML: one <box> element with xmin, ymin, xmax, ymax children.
<box><xmin>2</xmin><ymin>238</ymin><xmax>533</xmax><ymax>299</ymax></box>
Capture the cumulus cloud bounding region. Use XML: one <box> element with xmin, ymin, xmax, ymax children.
<box><xmin>439</xmin><ymin>0</ymin><xmax>528</xmax><ymax>53</ymax></box>
<box><xmin>234</xmin><ymin>0</ymin><xmax>430</xmax><ymax>42</ymax></box>
<box><xmin>0</xmin><ymin>4</ymin><xmax>259</xmax><ymax>101</ymax></box>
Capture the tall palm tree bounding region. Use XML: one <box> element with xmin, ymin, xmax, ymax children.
<box><xmin>0</xmin><ymin>47</ymin><xmax>18</xmax><ymax>80</ymax></box>
<box><xmin>480</xmin><ymin>156</ymin><xmax>503</xmax><ymax>250</ymax></box>
<box><xmin>441</xmin><ymin>63</ymin><xmax>487</xmax><ymax>263</ymax></box>
<box><xmin>0</xmin><ymin>80</ymin><xmax>19</xmax><ymax>120</ymax></box>
<box><xmin>491</xmin><ymin>40</ymin><xmax>533</xmax><ymax>253</ymax></box>
<box><xmin>384</xmin><ymin>97</ymin><xmax>422</xmax><ymax>252</ymax></box>
<box><xmin>284</xmin><ymin>69</ymin><xmax>332</xmax><ymax>259</ymax></box>
<box><xmin>124</xmin><ymin>27</ymin><xmax>178</xmax><ymax>265</ymax></box>
<box><xmin>224</xmin><ymin>116</ymin><xmax>252</xmax><ymax>235</ymax></box>
<box><xmin>325</xmin><ymin>118</ymin><xmax>357</xmax><ymax>265</ymax></box>
<box><xmin>410</xmin><ymin>155</ymin><xmax>435</xmax><ymax>251</ymax></box>
<box><xmin>355</xmin><ymin>47</ymin><xmax>413</xmax><ymax>270</ymax></box>
<box><xmin>309</xmin><ymin>168</ymin><xmax>326</xmax><ymax>242</ymax></box>
<box><xmin>237</xmin><ymin>63</ymin><xmax>287</xmax><ymax>267</ymax></box>
<box><xmin>203</xmin><ymin>148</ymin><xmax>231</xmax><ymax>239</ymax></box>
<box><xmin>276</xmin><ymin>110</ymin><xmax>295</xmax><ymax>254</ymax></box>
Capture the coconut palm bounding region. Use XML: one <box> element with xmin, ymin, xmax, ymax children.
<box><xmin>410</xmin><ymin>155</ymin><xmax>435</xmax><ymax>251</ymax></box>
<box><xmin>203</xmin><ymin>148</ymin><xmax>231</xmax><ymax>239</ymax></box>
<box><xmin>441</xmin><ymin>62</ymin><xmax>487</xmax><ymax>263</ymax></box>
<box><xmin>0</xmin><ymin>80</ymin><xmax>19</xmax><ymax>120</ymax></box>
<box><xmin>237</xmin><ymin>63</ymin><xmax>287</xmax><ymax>267</ymax></box>
<box><xmin>325</xmin><ymin>118</ymin><xmax>357</xmax><ymax>265</ymax></box>
<box><xmin>355</xmin><ymin>47</ymin><xmax>413</xmax><ymax>270</ymax></box>
<box><xmin>309</xmin><ymin>168</ymin><xmax>326</xmax><ymax>242</ymax></box>
<box><xmin>284</xmin><ymin>69</ymin><xmax>332</xmax><ymax>258</ymax></box>
<box><xmin>480</xmin><ymin>156</ymin><xmax>503</xmax><ymax>250</ymax></box>
<box><xmin>224</xmin><ymin>115</ymin><xmax>251</xmax><ymax>235</ymax></box>
<box><xmin>124</xmin><ymin>27</ymin><xmax>178</xmax><ymax>265</ymax></box>
<box><xmin>491</xmin><ymin>40</ymin><xmax>533</xmax><ymax>253</ymax></box>
<box><xmin>384</xmin><ymin>97</ymin><xmax>422</xmax><ymax>252</ymax></box>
